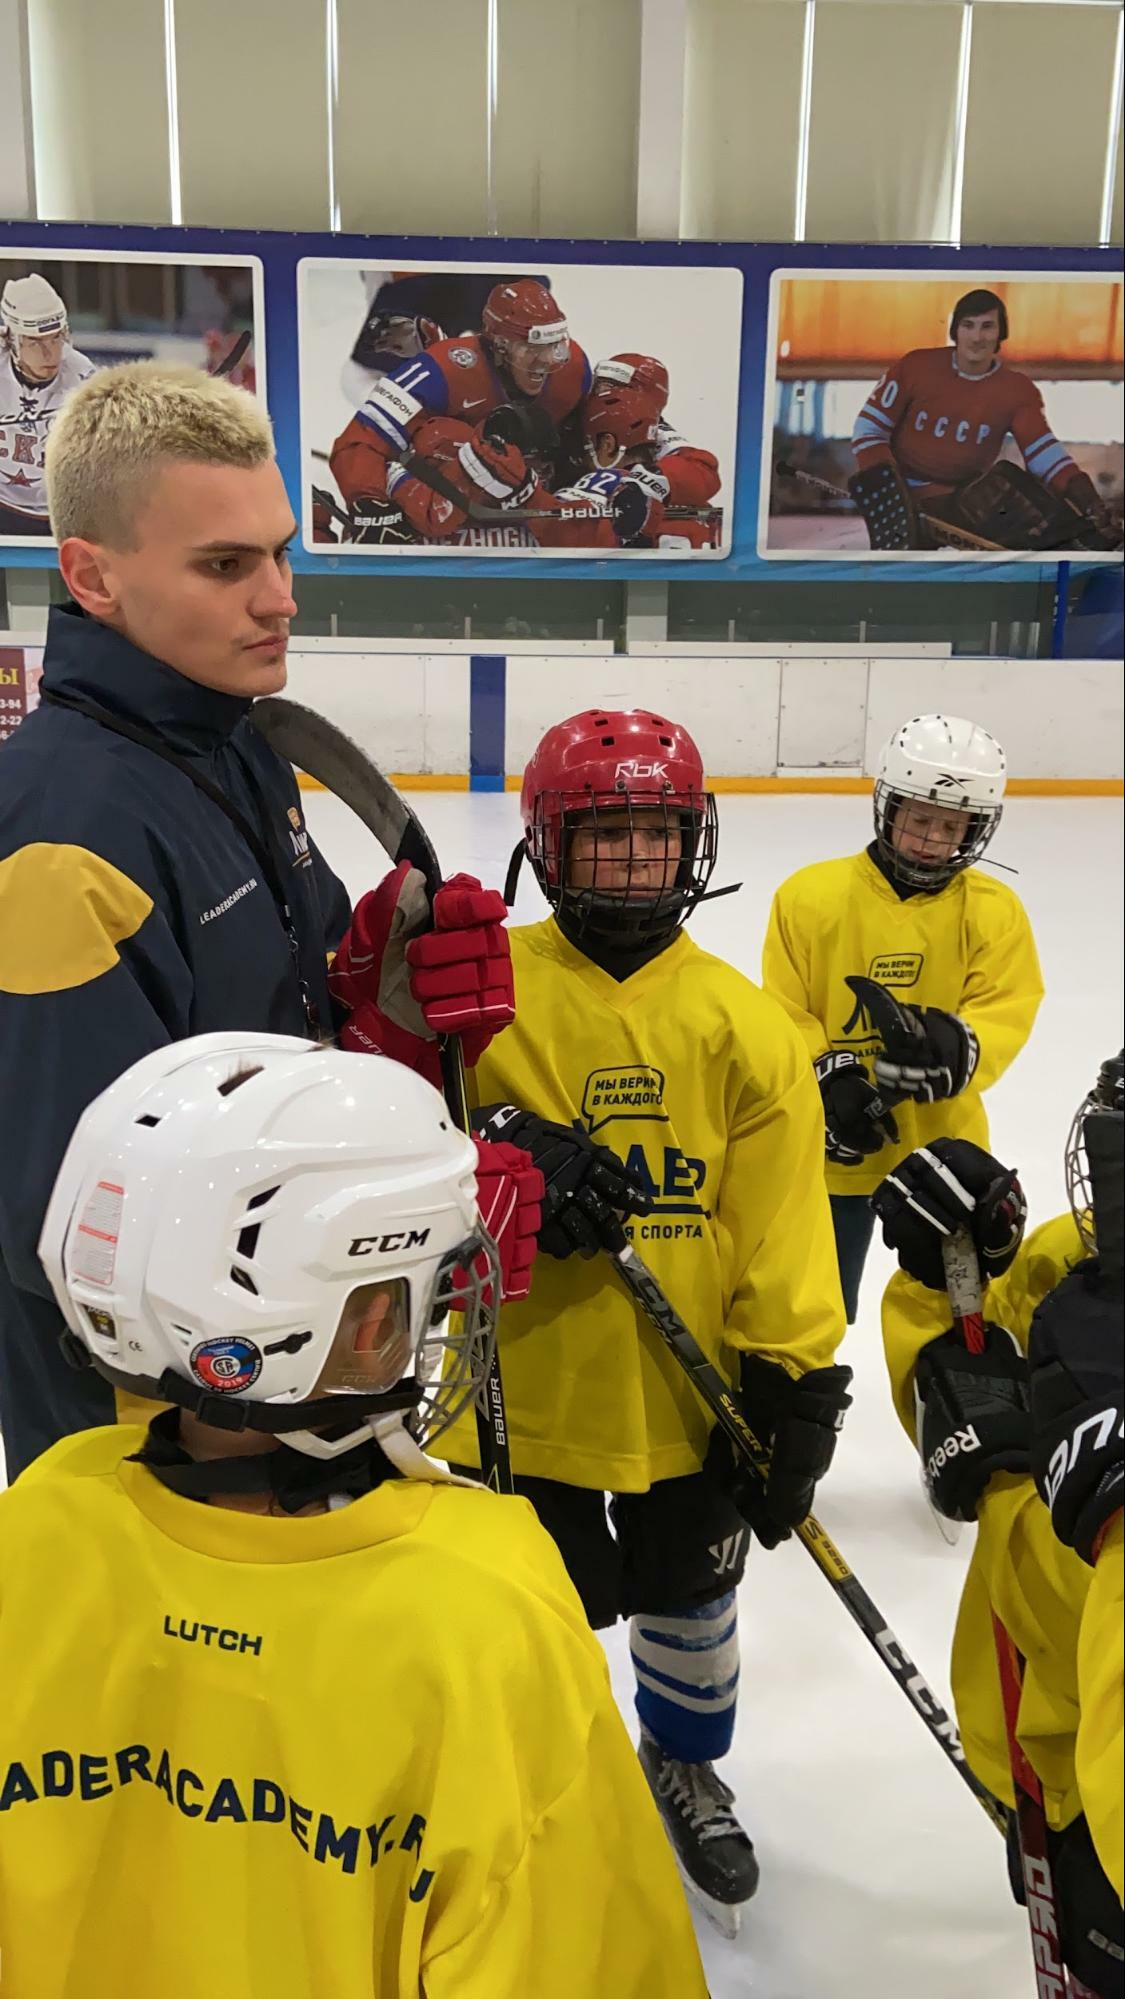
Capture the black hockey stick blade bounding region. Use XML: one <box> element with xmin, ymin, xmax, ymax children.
<box><xmin>208</xmin><ymin>329</ymin><xmax>252</xmax><ymax>379</ymax></box>
<box><xmin>251</xmin><ymin>695</ymin><xmax>439</xmax><ymax>890</ymax></box>
<box><xmin>250</xmin><ymin>697</ymin><xmax>512</xmax><ymax>1492</ymax></box>
<box><xmin>844</xmin><ymin>975</ymin><xmax>925</xmax><ymax>1058</ymax></box>
<box><xmin>612</xmin><ymin>1241</ymin><xmax>1008</xmax><ymax>1836</ymax></box>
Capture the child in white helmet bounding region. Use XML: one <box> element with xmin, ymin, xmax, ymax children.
<box><xmin>0</xmin><ymin>1032</ymin><xmax>708</xmax><ymax>1999</ymax></box>
<box><xmin>762</xmin><ymin>713</ymin><xmax>1043</xmax><ymax>1321</ymax></box>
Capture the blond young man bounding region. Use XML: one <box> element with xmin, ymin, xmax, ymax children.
<box><xmin>0</xmin><ymin>364</ymin><xmax>526</xmax><ymax>1480</ymax></box>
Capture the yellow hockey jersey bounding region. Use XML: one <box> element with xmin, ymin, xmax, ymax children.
<box><xmin>0</xmin><ymin>1425</ymin><xmax>708</xmax><ymax>1999</ymax></box>
<box><xmin>882</xmin><ymin>1213</ymin><xmax>1123</xmax><ymax>1885</ymax></box>
<box><xmin>762</xmin><ymin>850</ymin><xmax>1043</xmax><ymax>1195</ymax></box>
<box><xmin>447</xmin><ymin>918</ymin><xmax>845</xmax><ymax>1491</ymax></box>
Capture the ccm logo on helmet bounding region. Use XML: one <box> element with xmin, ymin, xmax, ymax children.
<box><xmin>615</xmin><ymin>759</ymin><xmax>668</xmax><ymax>783</ymax></box>
<box><xmin>348</xmin><ymin>1229</ymin><xmax>431</xmax><ymax>1257</ymax></box>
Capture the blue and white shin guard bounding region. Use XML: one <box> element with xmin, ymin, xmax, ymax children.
<box><xmin>630</xmin><ymin>1590</ymin><xmax>740</xmax><ymax>1764</ymax></box>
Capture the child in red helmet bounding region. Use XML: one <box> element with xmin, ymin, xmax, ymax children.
<box><xmin>442</xmin><ymin>708</ymin><xmax>848</xmax><ymax>1937</ymax></box>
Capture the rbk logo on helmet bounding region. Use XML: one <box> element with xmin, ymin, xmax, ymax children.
<box><xmin>615</xmin><ymin>759</ymin><xmax>669</xmax><ymax>783</ymax></box>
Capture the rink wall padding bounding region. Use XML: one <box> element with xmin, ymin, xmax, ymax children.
<box><xmin>3</xmin><ymin>637</ymin><xmax>1120</xmax><ymax>789</ymax></box>
<box><xmin>278</xmin><ymin>646</ymin><xmax>1124</xmax><ymax>789</ymax></box>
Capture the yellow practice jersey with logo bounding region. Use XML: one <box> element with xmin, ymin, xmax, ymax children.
<box><xmin>882</xmin><ymin>1213</ymin><xmax>1123</xmax><ymax>1879</ymax></box>
<box><xmin>762</xmin><ymin>851</ymin><xmax>1043</xmax><ymax>1195</ymax></box>
<box><xmin>447</xmin><ymin>918</ymin><xmax>845</xmax><ymax>1491</ymax></box>
<box><xmin>0</xmin><ymin>1426</ymin><xmax>708</xmax><ymax>1999</ymax></box>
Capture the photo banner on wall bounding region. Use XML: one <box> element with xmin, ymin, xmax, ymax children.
<box><xmin>0</xmin><ymin>248</ymin><xmax>264</xmax><ymax>547</ymax></box>
<box><xmin>298</xmin><ymin>258</ymin><xmax>743</xmax><ymax>559</ymax></box>
<box><xmin>760</xmin><ymin>269</ymin><xmax>1123</xmax><ymax>561</ymax></box>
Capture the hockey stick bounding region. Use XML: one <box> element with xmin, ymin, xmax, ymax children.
<box><xmin>208</xmin><ymin>329</ymin><xmax>252</xmax><ymax>380</ymax></box>
<box><xmin>774</xmin><ymin>459</ymin><xmax>1002</xmax><ymax>554</ymax></box>
<box><xmin>610</xmin><ymin>1241</ymin><xmax>1008</xmax><ymax>1835</ymax></box>
<box><xmin>250</xmin><ymin>697</ymin><xmax>513</xmax><ymax>1496</ymax></box>
<box><xmin>941</xmin><ymin>1229</ymin><xmax>1074</xmax><ymax>1993</ymax></box>
<box><xmin>310</xmin><ymin>447</ymin><xmax>720</xmax><ymax>533</ymax></box>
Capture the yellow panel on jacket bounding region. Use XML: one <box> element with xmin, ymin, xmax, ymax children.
<box><xmin>762</xmin><ymin>850</ymin><xmax>1043</xmax><ymax>1196</ymax></box>
<box><xmin>443</xmin><ymin>919</ymin><xmax>845</xmax><ymax>1492</ymax></box>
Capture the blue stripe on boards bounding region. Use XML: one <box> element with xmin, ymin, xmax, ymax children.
<box><xmin>469</xmin><ymin>655</ymin><xmax>506</xmax><ymax>793</ymax></box>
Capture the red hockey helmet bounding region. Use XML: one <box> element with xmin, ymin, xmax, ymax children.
<box><xmin>482</xmin><ymin>281</ymin><xmax>569</xmax><ymax>366</ymax></box>
<box><xmin>520</xmin><ymin>709</ymin><xmax>718</xmax><ymax>943</ymax></box>
<box><xmin>582</xmin><ymin>386</ymin><xmax>662</xmax><ymax>468</ymax></box>
<box><xmin>593</xmin><ymin>352</ymin><xmax>670</xmax><ymax>412</ymax></box>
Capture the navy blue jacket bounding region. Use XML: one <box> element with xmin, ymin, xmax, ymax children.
<box><xmin>0</xmin><ymin>606</ymin><xmax>352</xmax><ymax>1478</ymax></box>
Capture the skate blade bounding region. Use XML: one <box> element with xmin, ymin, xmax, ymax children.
<box><xmin>675</xmin><ymin>1856</ymin><xmax>744</xmax><ymax>1940</ymax></box>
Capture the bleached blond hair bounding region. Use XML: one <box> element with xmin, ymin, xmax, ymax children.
<box><xmin>46</xmin><ymin>360</ymin><xmax>275</xmax><ymax>548</ymax></box>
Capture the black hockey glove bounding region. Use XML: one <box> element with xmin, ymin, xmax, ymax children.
<box><xmin>709</xmin><ymin>1357</ymin><xmax>853</xmax><ymax>1548</ymax></box>
<box><xmin>845</xmin><ymin>977</ymin><xmax>979</xmax><ymax>1103</ymax></box>
<box><xmin>872</xmin><ymin>1138</ymin><xmax>1027</xmax><ymax>1292</ymax></box>
<box><xmin>813</xmin><ymin>1050</ymin><xmax>899</xmax><ymax>1164</ymax></box>
<box><xmin>472</xmin><ymin>1105</ymin><xmax>653</xmax><ymax>1258</ymax></box>
<box><xmin>1028</xmin><ymin>1260</ymin><xmax>1124</xmax><ymax>1565</ymax></box>
<box><xmin>913</xmin><ymin>1322</ymin><xmax>1030</xmax><ymax>1524</ymax></box>
<box><xmin>347</xmin><ymin>495</ymin><xmax>415</xmax><ymax>546</ymax></box>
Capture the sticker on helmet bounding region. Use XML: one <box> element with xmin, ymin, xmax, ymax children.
<box><xmin>449</xmin><ymin>347</ymin><xmax>476</xmax><ymax>368</ymax></box>
<box><xmin>190</xmin><ymin>1336</ymin><xmax>263</xmax><ymax>1395</ymax></box>
<box><xmin>70</xmin><ymin>1180</ymin><xmax>124</xmax><ymax>1288</ymax></box>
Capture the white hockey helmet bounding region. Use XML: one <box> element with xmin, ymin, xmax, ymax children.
<box><xmin>1</xmin><ymin>273</ymin><xmax>68</xmax><ymax>347</ymax></box>
<box><xmin>873</xmin><ymin>713</ymin><xmax>1006</xmax><ymax>889</ymax></box>
<box><xmin>39</xmin><ymin>1032</ymin><xmax>499</xmax><ymax>1466</ymax></box>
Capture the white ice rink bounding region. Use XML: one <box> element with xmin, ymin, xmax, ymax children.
<box><xmin>305</xmin><ymin>783</ymin><xmax>1123</xmax><ymax>1999</ymax></box>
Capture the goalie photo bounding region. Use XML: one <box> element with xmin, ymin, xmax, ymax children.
<box><xmin>762</xmin><ymin>272</ymin><xmax>1123</xmax><ymax>559</ymax></box>
<box><xmin>297</xmin><ymin>258</ymin><xmax>742</xmax><ymax>559</ymax></box>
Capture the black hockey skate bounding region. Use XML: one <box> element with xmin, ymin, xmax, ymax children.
<box><xmin>638</xmin><ymin>1728</ymin><xmax>759</xmax><ymax>1938</ymax></box>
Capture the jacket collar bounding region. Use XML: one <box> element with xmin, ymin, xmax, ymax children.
<box><xmin>41</xmin><ymin>602</ymin><xmax>251</xmax><ymax>754</ymax></box>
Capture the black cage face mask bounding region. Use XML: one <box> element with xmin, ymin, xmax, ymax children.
<box><xmin>531</xmin><ymin>791</ymin><xmax>718</xmax><ymax>941</ymax></box>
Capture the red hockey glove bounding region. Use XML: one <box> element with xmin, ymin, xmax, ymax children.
<box><xmin>405</xmin><ymin>872</ymin><xmax>515</xmax><ymax>1062</ymax></box>
<box><xmin>331</xmin><ymin>862</ymin><xmax>441</xmax><ymax>1082</ymax></box>
<box><xmin>470</xmin><ymin>1137</ymin><xmax>543</xmax><ymax>1303</ymax></box>
<box><xmin>332</xmin><ymin>864</ymin><xmax>515</xmax><ymax>1074</ymax></box>
<box><xmin>458</xmin><ymin>432</ymin><xmax>539</xmax><ymax>511</ymax></box>
<box><xmin>385</xmin><ymin>464</ymin><xmax>468</xmax><ymax>540</ymax></box>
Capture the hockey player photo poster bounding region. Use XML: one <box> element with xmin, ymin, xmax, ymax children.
<box><xmin>760</xmin><ymin>271</ymin><xmax>1123</xmax><ymax>560</ymax></box>
<box><xmin>0</xmin><ymin>250</ymin><xmax>264</xmax><ymax>546</ymax></box>
<box><xmin>298</xmin><ymin>258</ymin><xmax>743</xmax><ymax>559</ymax></box>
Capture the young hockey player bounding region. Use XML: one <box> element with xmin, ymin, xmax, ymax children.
<box><xmin>871</xmin><ymin>1051</ymin><xmax>1124</xmax><ymax>1996</ymax></box>
<box><xmin>446</xmin><ymin>707</ymin><xmax>849</xmax><ymax>1934</ymax></box>
<box><xmin>0</xmin><ymin>1031</ymin><xmax>710</xmax><ymax>1999</ymax></box>
<box><xmin>0</xmin><ymin>273</ymin><xmax>96</xmax><ymax>536</ymax></box>
<box><xmin>762</xmin><ymin>712</ymin><xmax>1043</xmax><ymax>1321</ymax></box>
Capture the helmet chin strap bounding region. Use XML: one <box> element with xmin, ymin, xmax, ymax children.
<box><xmin>131</xmin><ymin>1407</ymin><xmax>477</xmax><ymax>1512</ymax></box>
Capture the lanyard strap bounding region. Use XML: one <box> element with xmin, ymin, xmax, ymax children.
<box><xmin>39</xmin><ymin>689</ymin><xmax>321</xmax><ymax>1037</ymax></box>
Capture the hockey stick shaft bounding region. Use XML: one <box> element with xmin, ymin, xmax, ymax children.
<box><xmin>250</xmin><ymin>698</ymin><xmax>513</xmax><ymax>1495</ymax></box>
<box><xmin>942</xmin><ymin>1229</ymin><xmax>1073</xmax><ymax>1992</ymax></box>
<box><xmin>402</xmin><ymin>451</ymin><xmax>718</xmax><ymax>528</ymax></box>
<box><xmin>611</xmin><ymin>1242</ymin><xmax>1007</xmax><ymax>1834</ymax></box>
